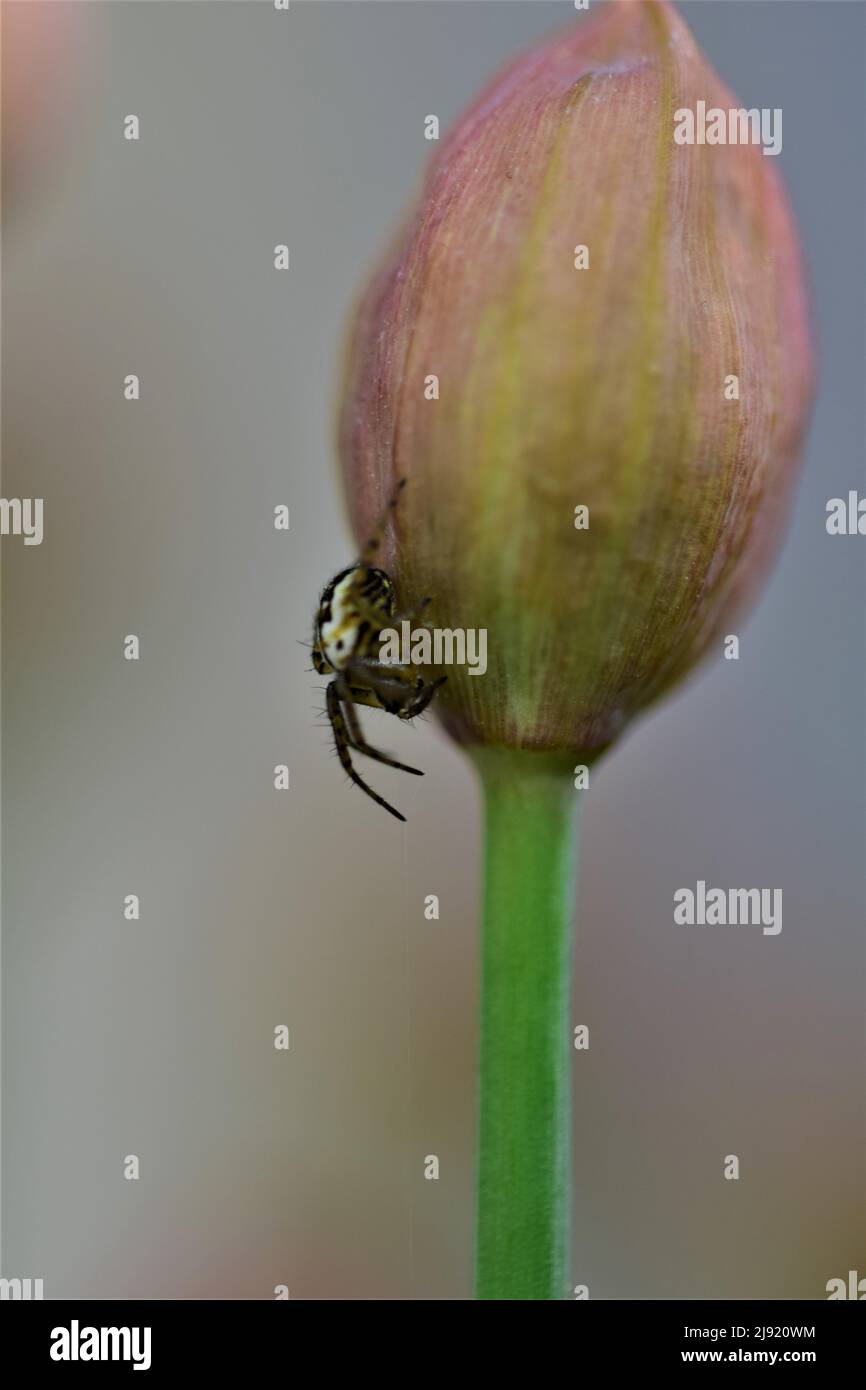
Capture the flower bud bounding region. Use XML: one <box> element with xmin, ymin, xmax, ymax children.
<box><xmin>337</xmin><ymin>0</ymin><xmax>814</xmax><ymax>759</ymax></box>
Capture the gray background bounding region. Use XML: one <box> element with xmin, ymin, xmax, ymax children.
<box><xmin>2</xmin><ymin>0</ymin><xmax>864</xmax><ymax>1299</ymax></box>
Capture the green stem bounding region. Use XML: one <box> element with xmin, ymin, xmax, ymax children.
<box><xmin>472</xmin><ymin>747</ymin><xmax>581</xmax><ymax>1301</ymax></box>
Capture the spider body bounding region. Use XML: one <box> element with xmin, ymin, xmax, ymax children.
<box><xmin>312</xmin><ymin>481</ymin><xmax>446</xmax><ymax>821</ymax></box>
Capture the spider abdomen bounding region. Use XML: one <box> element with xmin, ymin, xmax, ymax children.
<box><xmin>316</xmin><ymin>564</ymin><xmax>393</xmax><ymax>671</ymax></box>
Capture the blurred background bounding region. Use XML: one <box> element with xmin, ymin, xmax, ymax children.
<box><xmin>2</xmin><ymin>0</ymin><xmax>864</xmax><ymax>1299</ymax></box>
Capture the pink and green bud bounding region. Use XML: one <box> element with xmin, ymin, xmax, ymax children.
<box><xmin>338</xmin><ymin>0</ymin><xmax>814</xmax><ymax>761</ymax></box>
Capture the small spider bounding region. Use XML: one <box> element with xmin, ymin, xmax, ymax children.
<box><xmin>312</xmin><ymin>479</ymin><xmax>446</xmax><ymax>822</ymax></box>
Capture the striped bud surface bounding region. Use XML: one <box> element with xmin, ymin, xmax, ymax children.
<box><xmin>338</xmin><ymin>0</ymin><xmax>814</xmax><ymax>759</ymax></box>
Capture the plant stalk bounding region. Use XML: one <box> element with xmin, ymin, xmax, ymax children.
<box><xmin>472</xmin><ymin>747</ymin><xmax>581</xmax><ymax>1301</ymax></box>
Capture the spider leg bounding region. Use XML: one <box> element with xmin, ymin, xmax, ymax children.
<box><xmin>402</xmin><ymin>675</ymin><xmax>448</xmax><ymax>719</ymax></box>
<box><xmin>342</xmin><ymin>690</ymin><xmax>424</xmax><ymax>777</ymax></box>
<box><xmin>359</xmin><ymin>659</ymin><xmax>419</xmax><ymax>685</ymax></box>
<box><xmin>394</xmin><ymin>595</ymin><xmax>432</xmax><ymax>624</ymax></box>
<box><xmin>360</xmin><ymin>477</ymin><xmax>407</xmax><ymax>565</ymax></box>
<box><xmin>346</xmin><ymin>685</ymin><xmax>386</xmax><ymax>708</ymax></box>
<box><xmin>326</xmin><ymin>680</ymin><xmax>407</xmax><ymax>823</ymax></box>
